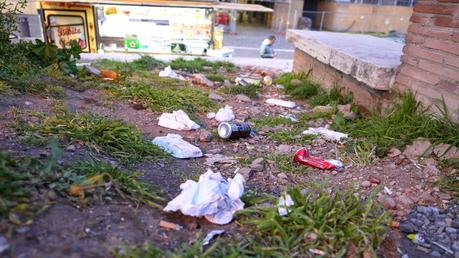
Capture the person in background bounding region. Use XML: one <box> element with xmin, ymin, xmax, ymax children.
<box><xmin>259</xmin><ymin>35</ymin><xmax>276</xmax><ymax>58</ymax></box>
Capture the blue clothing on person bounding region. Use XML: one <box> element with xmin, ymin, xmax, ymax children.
<box><xmin>259</xmin><ymin>39</ymin><xmax>275</xmax><ymax>58</ymax></box>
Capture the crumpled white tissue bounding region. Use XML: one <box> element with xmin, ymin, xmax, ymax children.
<box><xmin>302</xmin><ymin>127</ymin><xmax>348</xmax><ymax>142</ymax></box>
<box><xmin>158</xmin><ymin>110</ymin><xmax>200</xmax><ymax>131</ymax></box>
<box><xmin>164</xmin><ymin>170</ymin><xmax>245</xmax><ymax>224</ymax></box>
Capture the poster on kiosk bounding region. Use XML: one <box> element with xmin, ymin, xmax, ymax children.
<box><xmin>96</xmin><ymin>5</ymin><xmax>212</xmax><ymax>55</ymax></box>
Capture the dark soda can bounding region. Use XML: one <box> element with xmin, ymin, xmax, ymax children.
<box><xmin>217</xmin><ymin>122</ymin><xmax>252</xmax><ymax>139</ymax></box>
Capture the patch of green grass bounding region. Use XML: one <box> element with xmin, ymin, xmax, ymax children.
<box><xmin>332</xmin><ymin>92</ymin><xmax>459</xmax><ymax>156</ymax></box>
<box><xmin>169</xmin><ymin>57</ymin><xmax>236</xmax><ymax>73</ymax></box>
<box><xmin>63</xmin><ymin>162</ymin><xmax>164</xmax><ymax>208</ymax></box>
<box><xmin>250</xmin><ymin>116</ymin><xmax>294</xmax><ymax>129</ymax></box>
<box><xmin>219</xmin><ymin>84</ymin><xmax>260</xmax><ymax>99</ymax></box>
<box><xmin>267</xmin><ymin>127</ymin><xmax>315</xmax><ymax>144</ymax></box>
<box><xmin>206</xmin><ymin>73</ymin><xmax>225</xmax><ymax>82</ymax></box>
<box><xmin>436</xmin><ymin>158</ymin><xmax>459</xmax><ymax>200</ymax></box>
<box><xmin>0</xmin><ymin>80</ymin><xmax>18</xmax><ymax>95</ymax></box>
<box><xmin>110</xmin><ymin>80</ymin><xmax>215</xmax><ymax>113</ymax></box>
<box><xmin>239</xmin><ymin>187</ymin><xmax>390</xmax><ymax>257</ymax></box>
<box><xmin>265</xmin><ymin>154</ymin><xmax>310</xmax><ymax>174</ymax></box>
<box><xmin>92</xmin><ymin>56</ymin><xmax>164</xmax><ymax>72</ymax></box>
<box><xmin>275</xmin><ymin>72</ymin><xmax>320</xmax><ymax>100</ymax></box>
<box><xmin>297</xmin><ymin>111</ymin><xmax>335</xmax><ymax>121</ymax></box>
<box><xmin>131</xmin><ymin>55</ymin><xmax>164</xmax><ymax>71</ymax></box>
<box><xmin>0</xmin><ymin>139</ymin><xmax>60</xmax><ymax>224</ymax></box>
<box><xmin>25</xmin><ymin>112</ymin><xmax>167</xmax><ymax>163</ymax></box>
<box><xmin>348</xmin><ymin>140</ymin><xmax>377</xmax><ymax>167</ymax></box>
<box><xmin>309</xmin><ymin>86</ymin><xmax>353</xmax><ymax>107</ymax></box>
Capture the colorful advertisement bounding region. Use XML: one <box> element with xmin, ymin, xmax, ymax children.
<box><xmin>48</xmin><ymin>16</ymin><xmax>87</xmax><ymax>49</ymax></box>
<box><xmin>96</xmin><ymin>5</ymin><xmax>212</xmax><ymax>55</ymax></box>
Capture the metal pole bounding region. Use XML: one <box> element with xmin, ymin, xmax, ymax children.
<box><xmin>319</xmin><ymin>11</ymin><xmax>325</xmax><ymax>31</ymax></box>
<box><xmin>229</xmin><ymin>0</ymin><xmax>237</xmax><ymax>35</ymax></box>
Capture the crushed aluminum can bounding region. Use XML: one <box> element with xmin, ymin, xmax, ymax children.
<box><xmin>202</xmin><ymin>229</ymin><xmax>225</xmax><ymax>247</ymax></box>
<box><xmin>293</xmin><ymin>148</ymin><xmax>342</xmax><ymax>170</ymax></box>
<box><xmin>217</xmin><ymin>122</ymin><xmax>252</xmax><ymax>140</ymax></box>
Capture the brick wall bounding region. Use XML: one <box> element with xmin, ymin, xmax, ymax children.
<box><xmin>394</xmin><ymin>0</ymin><xmax>459</xmax><ymax>122</ymax></box>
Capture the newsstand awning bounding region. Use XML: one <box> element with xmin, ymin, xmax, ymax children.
<box><xmin>214</xmin><ymin>2</ymin><xmax>273</xmax><ymax>12</ymax></box>
<box><xmin>39</xmin><ymin>0</ymin><xmax>273</xmax><ymax>11</ymax></box>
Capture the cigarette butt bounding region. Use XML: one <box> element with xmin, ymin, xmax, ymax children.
<box><xmin>159</xmin><ymin>220</ymin><xmax>182</xmax><ymax>231</ymax></box>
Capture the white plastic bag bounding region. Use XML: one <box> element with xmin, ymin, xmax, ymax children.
<box><xmin>266</xmin><ymin>98</ymin><xmax>297</xmax><ymax>108</ymax></box>
<box><xmin>215</xmin><ymin>105</ymin><xmax>235</xmax><ymax>122</ymax></box>
<box><xmin>164</xmin><ymin>170</ymin><xmax>245</xmax><ymax>225</ymax></box>
<box><xmin>302</xmin><ymin>127</ymin><xmax>348</xmax><ymax>142</ymax></box>
<box><xmin>278</xmin><ymin>193</ymin><xmax>294</xmax><ymax>216</ymax></box>
<box><xmin>152</xmin><ymin>134</ymin><xmax>203</xmax><ymax>159</ymax></box>
<box><xmin>158</xmin><ymin>110</ymin><xmax>200</xmax><ymax>131</ymax></box>
<box><xmin>159</xmin><ymin>66</ymin><xmax>178</xmax><ymax>79</ymax></box>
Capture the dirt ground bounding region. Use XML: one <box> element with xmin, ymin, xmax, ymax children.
<box><xmin>0</xmin><ymin>65</ymin><xmax>455</xmax><ymax>258</ymax></box>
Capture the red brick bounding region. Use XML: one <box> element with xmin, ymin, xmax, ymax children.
<box><xmin>444</xmin><ymin>55</ymin><xmax>459</xmax><ymax>68</ymax></box>
<box><xmin>453</xmin><ymin>32</ymin><xmax>459</xmax><ymax>42</ymax></box>
<box><xmin>438</xmin><ymin>0</ymin><xmax>459</xmax><ymax>3</ymax></box>
<box><xmin>410</xmin><ymin>14</ymin><xmax>431</xmax><ymax>25</ymax></box>
<box><xmin>408</xmin><ymin>24</ymin><xmax>453</xmax><ymax>40</ymax></box>
<box><xmin>400</xmin><ymin>64</ymin><xmax>441</xmax><ymax>85</ymax></box>
<box><xmin>404</xmin><ymin>45</ymin><xmax>445</xmax><ymax>63</ymax></box>
<box><xmin>418</xmin><ymin>59</ymin><xmax>459</xmax><ymax>81</ymax></box>
<box><xmin>396</xmin><ymin>73</ymin><xmax>413</xmax><ymax>86</ymax></box>
<box><xmin>437</xmin><ymin>80</ymin><xmax>459</xmax><ymax>94</ymax></box>
<box><xmin>414</xmin><ymin>4</ymin><xmax>459</xmax><ymax>16</ymax></box>
<box><xmin>406</xmin><ymin>33</ymin><xmax>425</xmax><ymax>44</ymax></box>
<box><xmin>424</xmin><ymin>38</ymin><xmax>459</xmax><ymax>55</ymax></box>
<box><xmin>433</xmin><ymin>16</ymin><xmax>459</xmax><ymax>28</ymax></box>
<box><xmin>402</xmin><ymin>55</ymin><xmax>419</xmax><ymax>66</ymax></box>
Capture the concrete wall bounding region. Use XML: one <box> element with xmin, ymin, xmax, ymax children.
<box><xmin>6</xmin><ymin>0</ymin><xmax>42</xmax><ymax>39</ymax></box>
<box><xmin>394</xmin><ymin>0</ymin><xmax>459</xmax><ymax>122</ymax></box>
<box><xmin>316</xmin><ymin>2</ymin><xmax>413</xmax><ymax>33</ymax></box>
<box><xmin>292</xmin><ymin>48</ymin><xmax>391</xmax><ymax>112</ymax></box>
<box><xmin>6</xmin><ymin>0</ymin><xmax>39</xmax><ymax>15</ymax></box>
<box><xmin>272</xmin><ymin>0</ymin><xmax>304</xmax><ymax>31</ymax></box>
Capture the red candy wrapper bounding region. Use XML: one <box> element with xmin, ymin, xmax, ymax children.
<box><xmin>293</xmin><ymin>148</ymin><xmax>339</xmax><ymax>170</ymax></box>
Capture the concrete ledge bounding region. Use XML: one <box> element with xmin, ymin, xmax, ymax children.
<box><xmin>287</xmin><ymin>30</ymin><xmax>403</xmax><ymax>90</ymax></box>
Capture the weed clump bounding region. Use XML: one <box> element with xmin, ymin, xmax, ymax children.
<box><xmin>241</xmin><ymin>187</ymin><xmax>390</xmax><ymax>257</ymax></box>
<box><xmin>220</xmin><ymin>84</ymin><xmax>260</xmax><ymax>99</ymax></box>
<box><xmin>275</xmin><ymin>72</ymin><xmax>320</xmax><ymax>99</ymax></box>
<box><xmin>110</xmin><ymin>80</ymin><xmax>215</xmax><ymax>113</ymax></box>
<box><xmin>27</xmin><ymin>112</ymin><xmax>167</xmax><ymax>163</ymax></box>
<box><xmin>332</xmin><ymin>92</ymin><xmax>459</xmax><ymax>156</ymax></box>
<box><xmin>206</xmin><ymin>73</ymin><xmax>225</xmax><ymax>82</ymax></box>
<box><xmin>63</xmin><ymin>162</ymin><xmax>164</xmax><ymax>208</ymax></box>
<box><xmin>170</xmin><ymin>57</ymin><xmax>236</xmax><ymax>73</ymax></box>
<box><xmin>251</xmin><ymin>116</ymin><xmax>294</xmax><ymax>129</ymax></box>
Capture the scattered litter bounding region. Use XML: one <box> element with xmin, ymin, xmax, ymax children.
<box><xmin>263</xmin><ymin>76</ymin><xmax>273</xmax><ymax>86</ymax></box>
<box><xmin>215</xmin><ymin>105</ymin><xmax>235</xmax><ymax>122</ymax></box>
<box><xmin>384</xmin><ymin>186</ymin><xmax>393</xmax><ymax>195</ymax></box>
<box><xmin>158</xmin><ymin>110</ymin><xmax>200</xmax><ymax>131</ymax></box>
<box><xmin>217</xmin><ymin>122</ymin><xmax>252</xmax><ymax>139</ymax></box>
<box><xmin>207</xmin><ymin>112</ymin><xmax>216</xmax><ymax>119</ymax></box>
<box><xmin>235</xmin><ymin>77</ymin><xmax>260</xmax><ymax>86</ymax></box>
<box><xmin>84</xmin><ymin>65</ymin><xmax>101</xmax><ymax>76</ymax></box>
<box><xmin>152</xmin><ymin>134</ymin><xmax>203</xmax><ymax>159</ymax></box>
<box><xmin>192</xmin><ymin>74</ymin><xmax>214</xmax><ymax>87</ymax></box>
<box><xmin>202</xmin><ymin>230</ymin><xmax>225</xmax><ymax>247</ymax></box>
<box><xmin>294</xmin><ymin>148</ymin><xmax>344</xmax><ymax>170</ymax></box>
<box><xmin>204</xmin><ymin>154</ymin><xmax>238</xmax><ymax>166</ymax></box>
<box><xmin>159</xmin><ymin>220</ymin><xmax>183</xmax><ymax>231</ymax></box>
<box><xmin>159</xmin><ymin>66</ymin><xmax>178</xmax><ymax>79</ymax></box>
<box><xmin>265</xmin><ymin>98</ymin><xmax>297</xmax><ymax>108</ymax></box>
<box><xmin>302</xmin><ymin>127</ymin><xmax>348</xmax><ymax>142</ymax></box>
<box><xmin>309</xmin><ymin>249</ymin><xmax>326</xmax><ymax>256</ymax></box>
<box><xmin>279</xmin><ymin>114</ymin><xmax>298</xmax><ymax>122</ymax></box>
<box><xmin>100</xmin><ymin>69</ymin><xmax>118</xmax><ymax>80</ymax></box>
<box><xmin>431</xmin><ymin>241</ymin><xmax>454</xmax><ymax>255</ymax></box>
<box><xmin>164</xmin><ymin>170</ymin><xmax>245</xmax><ymax>225</ymax></box>
<box><xmin>278</xmin><ymin>193</ymin><xmax>294</xmax><ymax>216</ymax></box>
<box><xmin>275</xmin><ymin>84</ymin><xmax>285</xmax><ymax>89</ymax></box>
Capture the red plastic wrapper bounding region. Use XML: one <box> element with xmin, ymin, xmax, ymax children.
<box><xmin>293</xmin><ymin>148</ymin><xmax>338</xmax><ymax>170</ymax></box>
